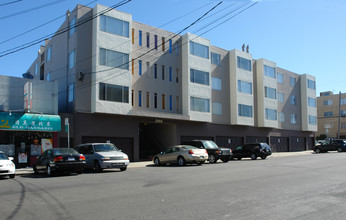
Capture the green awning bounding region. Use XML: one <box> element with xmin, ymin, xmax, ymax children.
<box><xmin>0</xmin><ymin>112</ymin><xmax>61</xmax><ymax>132</ymax></box>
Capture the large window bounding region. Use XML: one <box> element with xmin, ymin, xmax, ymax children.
<box><xmin>290</xmin><ymin>76</ymin><xmax>296</xmax><ymax>86</ymax></box>
<box><xmin>190</xmin><ymin>97</ymin><xmax>210</xmax><ymax>112</ymax></box>
<box><xmin>212</xmin><ymin>77</ymin><xmax>221</xmax><ymax>90</ymax></box>
<box><xmin>278</xmin><ymin>92</ymin><xmax>284</xmax><ymax>103</ymax></box>
<box><xmin>100</xmin><ymin>15</ymin><xmax>129</xmax><ymax>37</ymax></box>
<box><xmin>265</xmin><ymin>87</ymin><xmax>276</xmax><ymax>99</ymax></box>
<box><xmin>309</xmin><ymin>115</ymin><xmax>317</xmax><ymax>125</ymax></box>
<box><xmin>290</xmin><ymin>114</ymin><xmax>297</xmax><ymax>124</ymax></box>
<box><xmin>238</xmin><ymin>104</ymin><xmax>253</xmax><ymax>118</ymax></box>
<box><xmin>264</xmin><ymin>65</ymin><xmax>276</xmax><ymax>78</ymax></box>
<box><xmin>190</xmin><ymin>41</ymin><xmax>209</xmax><ymax>59</ymax></box>
<box><xmin>190</xmin><ymin>69</ymin><xmax>209</xmax><ymax>86</ymax></box>
<box><xmin>290</xmin><ymin>95</ymin><xmax>297</xmax><ymax>105</ymax></box>
<box><xmin>308</xmin><ymin>97</ymin><xmax>316</xmax><ymax>107</ymax></box>
<box><xmin>211</xmin><ymin>52</ymin><xmax>221</xmax><ymax>66</ymax></box>
<box><xmin>212</xmin><ymin>102</ymin><xmax>222</xmax><ymax>115</ymax></box>
<box><xmin>238</xmin><ymin>80</ymin><xmax>252</xmax><ymax>94</ymax></box>
<box><xmin>278</xmin><ymin>112</ymin><xmax>285</xmax><ymax>122</ymax></box>
<box><xmin>307</xmin><ymin>79</ymin><xmax>316</xmax><ymax>90</ymax></box>
<box><xmin>277</xmin><ymin>73</ymin><xmax>284</xmax><ymax>83</ymax></box>
<box><xmin>99</xmin><ymin>48</ymin><xmax>129</xmax><ymax>70</ymax></box>
<box><xmin>237</xmin><ymin>56</ymin><xmax>251</xmax><ymax>71</ymax></box>
<box><xmin>99</xmin><ymin>83</ymin><xmax>129</xmax><ymax>103</ymax></box>
<box><xmin>341</xmin><ymin>110</ymin><xmax>346</xmax><ymax>117</ymax></box>
<box><xmin>323</xmin><ymin>100</ymin><xmax>332</xmax><ymax>106</ymax></box>
<box><xmin>341</xmin><ymin>98</ymin><xmax>346</xmax><ymax>105</ymax></box>
<box><xmin>68</xmin><ymin>50</ymin><xmax>75</xmax><ymax>69</ymax></box>
<box><xmin>69</xmin><ymin>17</ymin><xmax>76</xmax><ymax>38</ymax></box>
<box><xmin>324</xmin><ymin>111</ymin><xmax>333</xmax><ymax>117</ymax></box>
<box><xmin>265</xmin><ymin>108</ymin><xmax>277</xmax><ymax>121</ymax></box>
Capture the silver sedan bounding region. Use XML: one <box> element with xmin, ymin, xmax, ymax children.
<box><xmin>153</xmin><ymin>145</ymin><xmax>208</xmax><ymax>166</ymax></box>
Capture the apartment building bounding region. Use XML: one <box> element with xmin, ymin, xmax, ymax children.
<box><xmin>25</xmin><ymin>4</ymin><xmax>317</xmax><ymax>161</ymax></box>
<box><xmin>317</xmin><ymin>92</ymin><xmax>346</xmax><ymax>139</ymax></box>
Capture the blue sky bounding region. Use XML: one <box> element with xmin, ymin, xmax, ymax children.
<box><xmin>0</xmin><ymin>0</ymin><xmax>345</xmax><ymax>95</ymax></box>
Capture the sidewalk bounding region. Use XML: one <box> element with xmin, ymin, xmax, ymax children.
<box><xmin>14</xmin><ymin>151</ymin><xmax>313</xmax><ymax>176</ymax></box>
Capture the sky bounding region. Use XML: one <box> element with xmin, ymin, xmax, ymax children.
<box><xmin>0</xmin><ymin>0</ymin><xmax>345</xmax><ymax>96</ymax></box>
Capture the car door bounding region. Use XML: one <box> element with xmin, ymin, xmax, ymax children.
<box><xmin>160</xmin><ymin>148</ymin><xmax>173</xmax><ymax>163</ymax></box>
<box><xmin>35</xmin><ymin>151</ymin><xmax>47</xmax><ymax>171</ymax></box>
<box><xmin>233</xmin><ymin>145</ymin><xmax>243</xmax><ymax>158</ymax></box>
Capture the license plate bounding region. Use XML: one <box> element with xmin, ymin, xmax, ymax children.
<box><xmin>67</xmin><ymin>157</ymin><xmax>76</xmax><ymax>161</ymax></box>
<box><xmin>200</xmin><ymin>156</ymin><xmax>204</xmax><ymax>159</ymax></box>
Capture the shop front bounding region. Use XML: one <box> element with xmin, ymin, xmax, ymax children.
<box><xmin>0</xmin><ymin>112</ymin><xmax>61</xmax><ymax>168</ymax></box>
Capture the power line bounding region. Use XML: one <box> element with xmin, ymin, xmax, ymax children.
<box><xmin>0</xmin><ymin>0</ymin><xmax>23</xmax><ymax>7</ymax></box>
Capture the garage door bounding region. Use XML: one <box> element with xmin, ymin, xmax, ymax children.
<box><xmin>82</xmin><ymin>136</ymin><xmax>134</xmax><ymax>161</ymax></box>
<box><xmin>246</xmin><ymin>136</ymin><xmax>268</xmax><ymax>144</ymax></box>
<box><xmin>216</xmin><ymin>136</ymin><xmax>243</xmax><ymax>149</ymax></box>
<box><xmin>270</xmin><ymin>137</ymin><xmax>289</xmax><ymax>152</ymax></box>
<box><xmin>289</xmin><ymin>137</ymin><xmax>306</xmax><ymax>151</ymax></box>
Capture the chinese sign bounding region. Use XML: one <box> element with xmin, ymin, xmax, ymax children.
<box><xmin>24</xmin><ymin>81</ymin><xmax>32</xmax><ymax>111</ymax></box>
<box><xmin>0</xmin><ymin>113</ymin><xmax>61</xmax><ymax>132</ymax></box>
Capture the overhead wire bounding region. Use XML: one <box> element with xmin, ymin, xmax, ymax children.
<box><xmin>0</xmin><ymin>0</ymin><xmax>23</xmax><ymax>7</ymax></box>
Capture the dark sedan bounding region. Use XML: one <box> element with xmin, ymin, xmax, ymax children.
<box><xmin>232</xmin><ymin>143</ymin><xmax>272</xmax><ymax>160</ymax></box>
<box><xmin>33</xmin><ymin>148</ymin><xmax>86</xmax><ymax>176</ymax></box>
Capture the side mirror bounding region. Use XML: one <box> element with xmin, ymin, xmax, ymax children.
<box><xmin>8</xmin><ymin>157</ymin><xmax>14</xmax><ymax>161</ymax></box>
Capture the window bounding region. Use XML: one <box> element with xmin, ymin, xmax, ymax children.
<box><xmin>154</xmin><ymin>93</ymin><xmax>157</xmax><ymax>108</ymax></box>
<box><xmin>146</xmin><ymin>62</ymin><xmax>150</xmax><ymax>78</ymax></box>
<box><xmin>264</xmin><ymin>65</ymin><xmax>276</xmax><ymax>78</ymax></box>
<box><xmin>138</xmin><ymin>30</ymin><xmax>142</xmax><ymax>46</ymax></box>
<box><xmin>323</xmin><ymin>100</ymin><xmax>332</xmax><ymax>106</ymax></box>
<box><xmin>68</xmin><ymin>50</ymin><xmax>75</xmax><ymax>69</ymax></box>
<box><xmin>162</xmin><ymin>37</ymin><xmax>165</xmax><ymax>51</ymax></box>
<box><xmin>47</xmin><ymin>72</ymin><xmax>51</xmax><ymax>82</ymax></box>
<box><xmin>35</xmin><ymin>62</ymin><xmax>39</xmax><ymax>75</ymax></box>
<box><xmin>131</xmin><ymin>90</ymin><xmax>134</xmax><ymax>106</ymax></box>
<box><xmin>278</xmin><ymin>112</ymin><xmax>285</xmax><ymax>122</ymax></box>
<box><xmin>290</xmin><ymin>95</ymin><xmax>297</xmax><ymax>105</ymax></box>
<box><xmin>131</xmin><ymin>59</ymin><xmax>134</xmax><ymax>75</ymax></box>
<box><xmin>146</xmin><ymin>92</ymin><xmax>149</xmax><ymax>108</ymax></box>
<box><xmin>100</xmin><ymin>48</ymin><xmax>129</xmax><ymax>70</ymax></box>
<box><xmin>277</xmin><ymin>73</ymin><xmax>283</xmax><ymax>83</ymax></box>
<box><xmin>146</xmin><ymin>32</ymin><xmax>150</xmax><ymax>48</ymax></box>
<box><xmin>175</xmin><ymin>42</ymin><xmax>179</xmax><ymax>55</ymax></box>
<box><xmin>238</xmin><ymin>104</ymin><xmax>253</xmax><ymax>117</ymax></box>
<box><xmin>308</xmin><ymin>97</ymin><xmax>316</xmax><ymax>107</ymax></box>
<box><xmin>169</xmin><ymin>39</ymin><xmax>172</xmax><ymax>54</ymax></box>
<box><xmin>278</xmin><ymin>92</ymin><xmax>284</xmax><ymax>103</ymax></box>
<box><xmin>176</xmin><ymin>96</ymin><xmax>179</xmax><ymax>111</ymax></box>
<box><xmin>290</xmin><ymin>76</ymin><xmax>296</xmax><ymax>86</ymax></box>
<box><xmin>212</xmin><ymin>77</ymin><xmax>222</xmax><ymax>91</ymax></box>
<box><xmin>190</xmin><ymin>69</ymin><xmax>209</xmax><ymax>85</ymax></box>
<box><xmin>169</xmin><ymin>95</ymin><xmax>172</xmax><ymax>110</ymax></box>
<box><xmin>46</xmin><ymin>46</ymin><xmax>51</xmax><ymax>62</ymax></box>
<box><xmin>325</xmin><ymin>123</ymin><xmax>333</xmax><ymax>129</ymax></box>
<box><xmin>162</xmin><ymin>65</ymin><xmax>165</xmax><ymax>80</ymax></box>
<box><xmin>265</xmin><ymin>87</ymin><xmax>276</xmax><ymax>99</ymax></box>
<box><xmin>132</xmin><ymin>28</ymin><xmax>134</xmax><ymax>44</ymax></box>
<box><xmin>265</xmin><ymin>108</ymin><xmax>277</xmax><ymax>121</ymax></box>
<box><xmin>154</xmin><ymin>35</ymin><xmax>158</xmax><ymax>49</ymax></box>
<box><xmin>307</xmin><ymin>79</ymin><xmax>316</xmax><ymax>90</ymax></box>
<box><xmin>212</xmin><ymin>102</ymin><xmax>222</xmax><ymax>115</ymax></box>
<box><xmin>154</xmin><ymin>64</ymin><xmax>157</xmax><ymax>79</ymax></box>
<box><xmin>190</xmin><ymin>97</ymin><xmax>210</xmax><ymax>112</ymax></box>
<box><xmin>341</xmin><ymin>110</ymin><xmax>346</xmax><ymax>117</ymax></box>
<box><xmin>68</xmin><ymin>84</ymin><xmax>74</xmax><ymax>103</ymax></box>
<box><xmin>237</xmin><ymin>56</ymin><xmax>251</xmax><ymax>71</ymax></box>
<box><xmin>176</xmin><ymin>68</ymin><xmax>179</xmax><ymax>83</ymax></box>
<box><xmin>100</xmin><ymin>15</ymin><xmax>129</xmax><ymax>37</ymax></box>
<box><xmin>290</xmin><ymin>114</ymin><xmax>297</xmax><ymax>124</ymax></box>
<box><xmin>169</xmin><ymin>66</ymin><xmax>172</xmax><ymax>82</ymax></box>
<box><xmin>341</xmin><ymin>98</ymin><xmax>346</xmax><ymax>105</ymax></box>
<box><xmin>211</xmin><ymin>52</ymin><xmax>221</xmax><ymax>66</ymax></box>
<box><xmin>189</xmin><ymin>41</ymin><xmax>209</xmax><ymax>59</ymax></box>
<box><xmin>138</xmin><ymin>91</ymin><xmax>142</xmax><ymax>107</ymax></box>
<box><xmin>99</xmin><ymin>83</ymin><xmax>129</xmax><ymax>103</ymax></box>
<box><xmin>238</xmin><ymin>80</ymin><xmax>252</xmax><ymax>94</ymax></box>
<box><xmin>69</xmin><ymin>17</ymin><xmax>76</xmax><ymax>38</ymax></box>
<box><xmin>138</xmin><ymin>60</ymin><xmax>142</xmax><ymax>76</ymax></box>
<box><xmin>309</xmin><ymin>115</ymin><xmax>317</xmax><ymax>125</ymax></box>
<box><xmin>324</xmin><ymin>111</ymin><xmax>333</xmax><ymax>117</ymax></box>
<box><xmin>162</xmin><ymin>94</ymin><xmax>165</xmax><ymax>109</ymax></box>
<box><xmin>341</xmin><ymin>122</ymin><xmax>346</xmax><ymax>130</ymax></box>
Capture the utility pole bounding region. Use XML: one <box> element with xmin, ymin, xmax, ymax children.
<box><xmin>337</xmin><ymin>91</ymin><xmax>341</xmax><ymax>139</ymax></box>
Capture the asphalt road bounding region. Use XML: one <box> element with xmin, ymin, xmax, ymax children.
<box><xmin>1</xmin><ymin>152</ymin><xmax>346</xmax><ymax>220</ymax></box>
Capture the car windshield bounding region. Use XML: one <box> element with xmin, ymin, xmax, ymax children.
<box><xmin>53</xmin><ymin>148</ymin><xmax>78</xmax><ymax>155</ymax></box>
<box><xmin>0</xmin><ymin>153</ymin><xmax>9</xmax><ymax>160</ymax></box>
<box><xmin>260</xmin><ymin>143</ymin><xmax>271</xmax><ymax>150</ymax></box>
<box><xmin>203</xmin><ymin>141</ymin><xmax>218</xmax><ymax>149</ymax></box>
<box><xmin>94</xmin><ymin>144</ymin><xmax>118</xmax><ymax>152</ymax></box>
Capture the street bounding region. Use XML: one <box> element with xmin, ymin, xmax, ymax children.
<box><xmin>1</xmin><ymin>152</ymin><xmax>346</xmax><ymax>220</ymax></box>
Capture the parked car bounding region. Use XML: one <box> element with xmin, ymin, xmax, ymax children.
<box><xmin>0</xmin><ymin>151</ymin><xmax>15</xmax><ymax>179</ymax></box>
<box><xmin>182</xmin><ymin>140</ymin><xmax>232</xmax><ymax>163</ymax></box>
<box><xmin>313</xmin><ymin>139</ymin><xmax>346</xmax><ymax>153</ymax></box>
<box><xmin>33</xmin><ymin>148</ymin><xmax>86</xmax><ymax>176</ymax></box>
<box><xmin>74</xmin><ymin>143</ymin><xmax>129</xmax><ymax>172</ymax></box>
<box><xmin>153</xmin><ymin>145</ymin><xmax>208</xmax><ymax>166</ymax></box>
<box><xmin>232</xmin><ymin>143</ymin><xmax>272</xmax><ymax>160</ymax></box>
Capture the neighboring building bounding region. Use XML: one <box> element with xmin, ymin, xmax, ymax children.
<box><xmin>24</xmin><ymin>4</ymin><xmax>317</xmax><ymax>161</ymax></box>
<box><xmin>317</xmin><ymin>91</ymin><xmax>346</xmax><ymax>139</ymax></box>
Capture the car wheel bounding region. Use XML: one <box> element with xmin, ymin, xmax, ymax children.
<box><xmin>94</xmin><ymin>161</ymin><xmax>102</xmax><ymax>173</ymax></box>
<box><xmin>120</xmin><ymin>167</ymin><xmax>127</xmax><ymax>171</ymax></box>
<box><xmin>154</xmin><ymin>157</ymin><xmax>161</xmax><ymax>166</ymax></box>
<box><xmin>33</xmin><ymin>165</ymin><xmax>39</xmax><ymax>175</ymax></box>
<box><xmin>315</xmin><ymin>148</ymin><xmax>321</xmax><ymax>154</ymax></box>
<box><xmin>261</xmin><ymin>155</ymin><xmax>267</xmax><ymax>160</ymax></box>
<box><xmin>46</xmin><ymin>165</ymin><xmax>53</xmax><ymax>177</ymax></box>
<box><xmin>208</xmin><ymin>154</ymin><xmax>217</xmax><ymax>163</ymax></box>
<box><xmin>337</xmin><ymin>147</ymin><xmax>343</xmax><ymax>152</ymax></box>
<box><xmin>221</xmin><ymin>158</ymin><xmax>229</xmax><ymax>163</ymax></box>
<box><xmin>237</xmin><ymin>157</ymin><xmax>242</xmax><ymax>160</ymax></box>
<box><xmin>9</xmin><ymin>174</ymin><xmax>15</xmax><ymax>179</ymax></box>
<box><xmin>250</xmin><ymin>153</ymin><xmax>257</xmax><ymax>160</ymax></box>
<box><xmin>177</xmin><ymin>156</ymin><xmax>186</xmax><ymax>166</ymax></box>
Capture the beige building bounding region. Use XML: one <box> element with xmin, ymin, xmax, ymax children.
<box><xmin>22</xmin><ymin>4</ymin><xmax>317</xmax><ymax>161</ymax></box>
<box><xmin>317</xmin><ymin>92</ymin><xmax>346</xmax><ymax>139</ymax></box>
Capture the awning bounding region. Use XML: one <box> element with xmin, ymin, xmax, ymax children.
<box><xmin>0</xmin><ymin>112</ymin><xmax>61</xmax><ymax>132</ymax></box>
